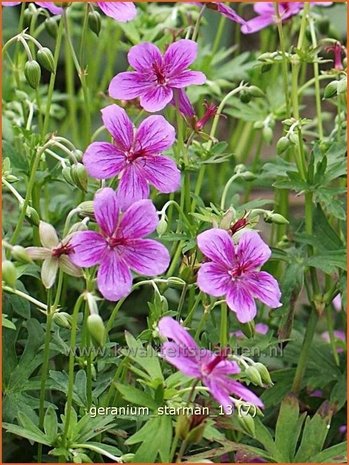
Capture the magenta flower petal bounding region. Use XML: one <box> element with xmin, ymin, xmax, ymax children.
<box><xmin>226</xmin><ymin>283</ymin><xmax>257</xmax><ymax>323</ymax></box>
<box><xmin>140</xmin><ymin>155</ymin><xmax>180</xmax><ymax>193</ymax></box>
<box><xmin>109</xmin><ymin>71</ymin><xmax>152</xmax><ymax>101</ymax></box>
<box><xmin>216</xmin><ymin>3</ymin><xmax>246</xmax><ymax>24</ymax></box>
<box><xmin>97</xmin><ymin>1</ymin><xmax>136</xmax><ymax>22</ymax></box>
<box><xmin>97</xmin><ymin>251</ymin><xmax>132</xmax><ymax>301</ymax></box>
<box><xmin>197</xmin><ymin>228</ymin><xmax>235</xmax><ymax>268</ymax></box>
<box><xmin>204</xmin><ymin>377</ymin><xmax>234</xmax><ymax>414</ymax></box>
<box><xmin>158</xmin><ymin>316</ymin><xmax>199</xmax><ymax>353</ymax></box>
<box><xmin>83</xmin><ymin>142</ymin><xmax>126</xmax><ymax>179</ymax></box>
<box><xmin>169</xmin><ymin>70</ymin><xmax>206</xmax><ymax>88</ymax></box>
<box><xmin>36</xmin><ymin>2</ymin><xmax>63</xmax><ymax>14</ymax></box>
<box><xmin>101</xmin><ymin>104</ymin><xmax>133</xmax><ymax>151</ymax></box>
<box><xmin>225</xmin><ymin>379</ymin><xmax>264</xmax><ymax>408</ymax></box>
<box><xmin>241</xmin><ymin>15</ymin><xmax>275</xmax><ymax>34</ymax></box>
<box><xmin>164</xmin><ymin>39</ymin><xmax>199</xmax><ymax>74</ymax></box>
<box><xmin>197</xmin><ymin>262</ymin><xmax>231</xmax><ymax>297</ymax></box>
<box><xmin>94</xmin><ymin>188</ymin><xmax>120</xmax><ymax>237</ymax></box>
<box><xmin>140</xmin><ymin>86</ymin><xmax>174</xmax><ymax>113</ymax></box>
<box><xmin>122</xmin><ymin>239</ymin><xmax>170</xmax><ymax>276</ymax></box>
<box><xmin>210</xmin><ymin>359</ymin><xmax>240</xmax><ymax>376</ymax></box>
<box><xmin>172</xmin><ymin>89</ymin><xmax>195</xmax><ymax>118</ymax></box>
<box><xmin>116</xmin><ymin>165</ymin><xmax>150</xmax><ymax>210</ymax></box>
<box><xmin>2</xmin><ymin>2</ymin><xmax>21</xmax><ymax>5</ymax></box>
<box><xmin>237</xmin><ymin>231</ymin><xmax>271</xmax><ymax>271</ymax></box>
<box><xmin>161</xmin><ymin>342</ymin><xmax>202</xmax><ymax>378</ymax></box>
<box><xmin>69</xmin><ymin>231</ymin><xmax>106</xmax><ymax>267</ymax></box>
<box><xmin>135</xmin><ymin>115</ymin><xmax>175</xmax><ymax>155</ymax></box>
<box><xmin>128</xmin><ymin>42</ymin><xmax>163</xmax><ymax>72</ymax></box>
<box><xmin>120</xmin><ymin>199</ymin><xmax>158</xmax><ymax>239</ymax></box>
<box><xmin>246</xmin><ymin>271</ymin><xmax>282</xmax><ymax>308</ymax></box>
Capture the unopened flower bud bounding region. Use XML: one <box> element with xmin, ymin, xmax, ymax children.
<box><xmin>276</xmin><ymin>136</ymin><xmax>290</xmax><ymax>155</ymax></box>
<box><xmin>45</xmin><ymin>17</ymin><xmax>58</xmax><ymax>38</ymax></box>
<box><xmin>62</xmin><ymin>166</ymin><xmax>74</xmax><ymax>186</ymax></box>
<box><xmin>68</xmin><ymin>221</ymin><xmax>89</xmax><ymax>234</ymax></box>
<box><xmin>88</xmin><ymin>10</ymin><xmax>101</xmax><ymax>36</ymax></box>
<box><xmin>237</xmin><ymin>413</ymin><xmax>255</xmax><ymax>437</ymax></box>
<box><xmin>2</xmin><ymin>260</ymin><xmax>17</xmax><ymax>288</ymax></box>
<box><xmin>121</xmin><ymin>454</ymin><xmax>135</xmax><ymax>463</ymax></box>
<box><xmin>86</xmin><ymin>292</ymin><xmax>99</xmax><ymax>315</ymax></box>
<box><xmin>87</xmin><ymin>314</ymin><xmax>105</xmax><ymax>347</ymax></box>
<box><xmin>264</xmin><ymin>212</ymin><xmax>289</xmax><ymax>225</ymax></box>
<box><xmin>23</xmin><ymin>8</ymin><xmax>33</xmax><ymax>27</ymax></box>
<box><xmin>73</xmin><ymin>149</ymin><xmax>83</xmax><ymax>162</ymax></box>
<box><xmin>71</xmin><ymin>163</ymin><xmax>88</xmax><ymax>192</ymax></box>
<box><xmin>262</xmin><ymin>126</ymin><xmax>273</xmax><ymax>144</ymax></box>
<box><xmin>245</xmin><ymin>366</ymin><xmax>263</xmax><ymax>387</ymax></box>
<box><xmin>337</xmin><ymin>77</ymin><xmax>347</xmax><ymax>95</ymax></box>
<box><xmin>240</xmin><ymin>171</ymin><xmax>256</xmax><ymax>181</ymax></box>
<box><xmin>24</xmin><ymin>60</ymin><xmax>41</xmax><ymax>89</ymax></box>
<box><xmin>254</xmin><ymin>362</ymin><xmax>273</xmax><ymax>386</ymax></box>
<box><xmin>253</xmin><ymin>121</ymin><xmax>264</xmax><ymax>130</ymax></box>
<box><xmin>156</xmin><ymin>217</ymin><xmax>168</xmax><ymax>236</ymax></box>
<box><xmin>53</xmin><ymin>312</ymin><xmax>72</xmax><ymax>329</ymax></box>
<box><xmin>25</xmin><ymin>206</ymin><xmax>40</xmax><ymax>226</ymax></box>
<box><xmin>11</xmin><ymin>245</ymin><xmax>32</xmax><ymax>263</ymax></box>
<box><xmin>220</xmin><ymin>208</ymin><xmax>234</xmax><ymax>230</ymax></box>
<box><xmin>160</xmin><ymin>295</ymin><xmax>168</xmax><ymax>312</ymax></box>
<box><xmin>288</xmin><ymin>132</ymin><xmax>298</xmax><ymax>145</ymax></box>
<box><xmin>248</xmin><ymin>86</ymin><xmax>264</xmax><ymax>98</ymax></box>
<box><xmin>78</xmin><ymin>201</ymin><xmax>94</xmax><ymax>216</ymax></box>
<box><xmin>324</xmin><ymin>81</ymin><xmax>338</xmax><ymax>99</ymax></box>
<box><xmin>37</xmin><ymin>47</ymin><xmax>55</xmax><ymax>74</ymax></box>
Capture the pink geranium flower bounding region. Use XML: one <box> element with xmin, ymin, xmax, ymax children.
<box><xmin>197</xmin><ymin>229</ymin><xmax>281</xmax><ymax>323</ymax></box>
<box><xmin>194</xmin><ymin>2</ymin><xmax>246</xmax><ymax>26</ymax></box>
<box><xmin>3</xmin><ymin>1</ymin><xmax>63</xmax><ymax>14</ymax></box>
<box><xmin>3</xmin><ymin>2</ymin><xmax>136</xmax><ymax>22</ymax></box>
<box><xmin>83</xmin><ymin>104</ymin><xmax>180</xmax><ymax>210</ymax></box>
<box><xmin>241</xmin><ymin>2</ymin><xmax>332</xmax><ymax>34</ymax></box>
<box><xmin>70</xmin><ymin>188</ymin><xmax>170</xmax><ymax>301</ymax></box>
<box><xmin>158</xmin><ymin>317</ymin><xmax>263</xmax><ymax>413</ymax></box>
<box><xmin>109</xmin><ymin>39</ymin><xmax>206</xmax><ymax>112</ymax></box>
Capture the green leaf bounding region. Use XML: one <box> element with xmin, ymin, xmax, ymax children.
<box><xmin>3</xmin><ymin>422</ymin><xmax>50</xmax><ymax>446</ymax></box>
<box><xmin>274</xmin><ymin>394</ymin><xmax>305</xmax><ymax>462</ymax></box>
<box><xmin>114</xmin><ymin>383</ymin><xmax>158</xmax><ymax>411</ymax></box>
<box><xmin>309</xmin><ymin>442</ymin><xmax>347</xmax><ymax>463</ymax></box>
<box><xmin>44</xmin><ymin>406</ymin><xmax>58</xmax><ymax>443</ymax></box>
<box><xmin>305</xmin><ymin>250</ymin><xmax>347</xmax><ymax>273</ymax></box>
<box><xmin>124</xmin><ymin>331</ymin><xmax>164</xmax><ymax>381</ymax></box>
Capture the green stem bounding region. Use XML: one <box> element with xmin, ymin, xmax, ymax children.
<box><xmin>37</xmin><ymin>290</ymin><xmax>53</xmax><ymax>462</ymax></box>
<box><xmin>220</xmin><ymin>303</ymin><xmax>228</xmax><ymax>347</ymax></box>
<box><xmin>274</xmin><ymin>2</ymin><xmax>290</xmax><ymax>115</ymax></box>
<box><xmin>10</xmin><ymin>142</ymin><xmax>52</xmax><ymax>245</ymax></box>
<box><xmin>291</xmin><ymin>308</ymin><xmax>318</xmax><ymax>394</ymax></box>
<box><xmin>212</xmin><ymin>15</ymin><xmax>226</xmax><ymax>56</ymax></box>
<box><xmin>43</xmin><ymin>17</ymin><xmax>64</xmax><ymax>136</ymax></box>
<box><xmin>62</xmin><ymin>295</ymin><xmax>84</xmax><ymax>449</ymax></box>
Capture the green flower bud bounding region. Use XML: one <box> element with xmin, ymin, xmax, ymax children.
<box><xmin>239</xmin><ymin>90</ymin><xmax>251</xmax><ymax>104</ymax></box>
<box><xmin>276</xmin><ymin>136</ymin><xmax>290</xmax><ymax>155</ymax></box>
<box><xmin>24</xmin><ymin>60</ymin><xmax>41</xmax><ymax>89</ymax></box>
<box><xmin>73</xmin><ymin>150</ymin><xmax>83</xmax><ymax>162</ymax></box>
<box><xmin>324</xmin><ymin>81</ymin><xmax>338</xmax><ymax>99</ymax></box>
<box><xmin>262</xmin><ymin>126</ymin><xmax>273</xmax><ymax>144</ymax></box>
<box><xmin>25</xmin><ymin>206</ymin><xmax>40</xmax><ymax>226</ymax></box>
<box><xmin>37</xmin><ymin>47</ymin><xmax>55</xmax><ymax>74</ymax></box>
<box><xmin>62</xmin><ymin>166</ymin><xmax>74</xmax><ymax>186</ymax></box>
<box><xmin>160</xmin><ymin>295</ymin><xmax>168</xmax><ymax>313</ymax></box>
<box><xmin>88</xmin><ymin>10</ymin><xmax>101</xmax><ymax>36</ymax></box>
<box><xmin>23</xmin><ymin>8</ymin><xmax>33</xmax><ymax>27</ymax></box>
<box><xmin>78</xmin><ymin>201</ymin><xmax>94</xmax><ymax>216</ymax></box>
<box><xmin>71</xmin><ymin>163</ymin><xmax>88</xmax><ymax>192</ymax></box>
<box><xmin>176</xmin><ymin>414</ymin><xmax>190</xmax><ymax>440</ymax></box>
<box><xmin>253</xmin><ymin>121</ymin><xmax>264</xmax><ymax>130</ymax></box>
<box><xmin>45</xmin><ymin>17</ymin><xmax>58</xmax><ymax>38</ymax></box>
<box><xmin>248</xmin><ymin>86</ymin><xmax>265</xmax><ymax>98</ymax></box>
<box><xmin>288</xmin><ymin>132</ymin><xmax>298</xmax><ymax>145</ymax></box>
<box><xmin>87</xmin><ymin>314</ymin><xmax>105</xmax><ymax>347</ymax></box>
<box><xmin>156</xmin><ymin>217</ymin><xmax>168</xmax><ymax>236</ymax></box>
<box><xmin>237</xmin><ymin>413</ymin><xmax>255</xmax><ymax>437</ymax></box>
<box><xmin>186</xmin><ymin>420</ymin><xmax>206</xmax><ymax>445</ymax></box>
<box><xmin>68</xmin><ymin>221</ymin><xmax>89</xmax><ymax>234</ymax></box>
<box><xmin>264</xmin><ymin>211</ymin><xmax>289</xmax><ymax>225</ymax></box>
<box><xmin>2</xmin><ymin>260</ymin><xmax>17</xmax><ymax>288</ymax></box>
<box><xmin>254</xmin><ymin>362</ymin><xmax>273</xmax><ymax>386</ymax></box>
<box><xmin>11</xmin><ymin>245</ymin><xmax>32</xmax><ymax>263</ymax></box>
<box><xmin>53</xmin><ymin>312</ymin><xmax>72</xmax><ymax>329</ymax></box>
<box><xmin>240</xmin><ymin>171</ymin><xmax>257</xmax><ymax>181</ymax></box>
<box><xmin>337</xmin><ymin>77</ymin><xmax>347</xmax><ymax>95</ymax></box>
<box><xmin>121</xmin><ymin>454</ymin><xmax>135</xmax><ymax>463</ymax></box>
<box><xmin>245</xmin><ymin>366</ymin><xmax>263</xmax><ymax>387</ymax></box>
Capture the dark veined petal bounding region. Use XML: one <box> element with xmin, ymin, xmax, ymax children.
<box><xmin>83</xmin><ymin>142</ymin><xmax>126</xmax><ymax>179</ymax></box>
<box><xmin>97</xmin><ymin>1</ymin><xmax>136</xmax><ymax>22</ymax></box>
<box><xmin>122</xmin><ymin>239</ymin><xmax>170</xmax><ymax>276</ymax></box>
<box><xmin>197</xmin><ymin>228</ymin><xmax>235</xmax><ymax>267</ymax></box>
<box><xmin>97</xmin><ymin>251</ymin><xmax>132</xmax><ymax>301</ymax></box>
<box><xmin>119</xmin><ymin>199</ymin><xmax>158</xmax><ymax>239</ymax></box>
<box><xmin>69</xmin><ymin>231</ymin><xmax>106</xmax><ymax>267</ymax></box>
<box><xmin>94</xmin><ymin>188</ymin><xmax>120</xmax><ymax>237</ymax></box>
<box><xmin>101</xmin><ymin>104</ymin><xmax>134</xmax><ymax>151</ymax></box>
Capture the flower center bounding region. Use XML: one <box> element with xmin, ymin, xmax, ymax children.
<box><xmin>107</xmin><ymin>236</ymin><xmax>127</xmax><ymax>249</ymax></box>
<box><xmin>228</xmin><ymin>264</ymin><xmax>247</xmax><ymax>280</ymax></box>
<box><xmin>202</xmin><ymin>348</ymin><xmax>229</xmax><ymax>376</ymax></box>
<box><xmin>152</xmin><ymin>61</ymin><xmax>167</xmax><ymax>85</ymax></box>
<box><xmin>52</xmin><ymin>242</ymin><xmax>73</xmax><ymax>258</ymax></box>
<box><xmin>125</xmin><ymin>148</ymin><xmax>146</xmax><ymax>163</ymax></box>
